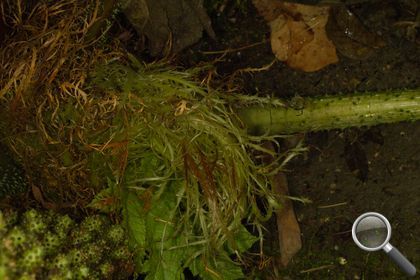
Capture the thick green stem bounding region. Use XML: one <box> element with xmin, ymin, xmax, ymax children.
<box><xmin>238</xmin><ymin>89</ymin><xmax>420</xmax><ymax>135</ymax></box>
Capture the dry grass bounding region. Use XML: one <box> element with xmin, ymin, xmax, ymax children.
<box><xmin>0</xmin><ymin>0</ymin><xmax>123</xmax><ymax>208</ymax></box>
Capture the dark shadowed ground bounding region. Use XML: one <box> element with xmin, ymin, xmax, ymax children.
<box><xmin>283</xmin><ymin>123</ymin><xmax>419</xmax><ymax>279</ymax></box>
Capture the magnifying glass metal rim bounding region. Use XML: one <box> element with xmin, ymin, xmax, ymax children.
<box><xmin>352</xmin><ymin>212</ymin><xmax>392</xmax><ymax>252</ymax></box>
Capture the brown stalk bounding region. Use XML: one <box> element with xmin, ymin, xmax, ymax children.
<box><xmin>183</xmin><ymin>148</ymin><xmax>214</xmax><ymax>201</ymax></box>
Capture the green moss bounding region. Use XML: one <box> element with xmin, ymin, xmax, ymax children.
<box><xmin>106</xmin><ymin>225</ymin><xmax>125</xmax><ymax>244</ymax></box>
<box><xmin>68</xmin><ymin>249</ymin><xmax>83</xmax><ymax>265</ymax></box>
<box><xmin>0</xmin><ymin>209</ymin><xmax>134</xmax><ymax>279</ymax></box>
<box><xmin>0</xmin><ymin>144</ymin><xmax>28</xmax><ymax>199</ymax></box>
<box><xmin>71</xmin><ymin>228</ymin><xmax>94</xmax><ymax>245</ymax></box>
<box><xmin>99</xmin><ymin>262</ymin><xmax>114</xmax><ymax>276</ymax></box>
<box><xmin>48</xmin><ymin>254</ymin><xmax>70</xmax><ymax>271</ymax></box>
<box><xmin>80</xmin><ymin>215</ymin><xmax>109</xmax><ymax>233</ymax></box>
<box><xmin>20</xmin><ymin>245</ymin><xmax>45</xmax><ymax>270</ymax></box>
<box><xmin>81</xmin><ymin>243</ymin><xmax>103</xmax><ymax>264</ymax></box>
<box><xmin>54</xmin><ymin>214</ymin><xmax>74</xmax><ymax>237</ymax></box>
<box><xmin>22</xmin><ymin>209</ymin><xmax>48</xmax><ymax>234</ymax></box>
<box><xmin>43</xmin><ymin>231</ymin><xmax>62</xmax><ymax>254</ymax></box>
<box><xmin>4</xmin><ymin>227</ymin><xmax>27</xmax><ymax>251</ymax></box>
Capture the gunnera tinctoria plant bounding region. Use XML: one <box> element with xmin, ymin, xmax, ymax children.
<box><xmin>0</xmin><ymin>209</ymin><xmax>134</xmax><ymax>279</ymax></box>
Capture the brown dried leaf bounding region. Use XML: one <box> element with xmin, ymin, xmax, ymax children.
<box><xmin>269</xmin><ymin>15</ymin><xmax>290</xmax><ymax>61</ymax></box>
<box><xmin>261</xmin><ymin>141</ymin><xmax>302</xmax><ymax>267</ymax></box>
<box><xmin>31</xmin><ymin>185</ymin><xmax>58</xmax><ymax>210</ymax></box>
<box><xmin>273</xmin><ymin>171</ymin><xmax>302</xmax><ymax>267</ymax></box>
<box><xmin>254</xmin><ymin>1</ymin><xmax>338</xmax><ymax>72</ymax></box>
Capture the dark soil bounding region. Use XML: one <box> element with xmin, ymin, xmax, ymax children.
<box><xmin>282</xmin><ymin>122</ymin><xmax>419</xmax><ymax>280</ymax></box>
<box><xmin>180</xmin><ymin>0</ymin><xmax>419</xmax><ymax>279</ymax></box>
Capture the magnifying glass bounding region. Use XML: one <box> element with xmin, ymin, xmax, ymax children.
<box><xmin>352</xmin><ymin>212</ymin><xmax>416</xmax><ymax>277</ymax></box>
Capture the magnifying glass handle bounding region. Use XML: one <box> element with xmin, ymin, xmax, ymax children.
<box><xmin>383</xmin><ymin>243</ymin><xmax>416</xmax><ymax>277</ymax></box>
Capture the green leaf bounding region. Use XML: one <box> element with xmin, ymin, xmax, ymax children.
<box><xmin>145</xmin><ymin>186</ymin><xmax>177</xmax><ymax>242</ymax></box>
<box><xmin>190</xmin><ymin>253</ymin><xmax>244</xmax><ymax>280</ymax></box>
<box><xmin>230</xmin><ymin>224</ymin><xmax>258</xmax><ymax>254</ymax></box>
<box><xmin>140</xmin><ymin>153</ymin><xmax>165</xmax><ymax>180</ymax></box>
<box><xmin>143</xmin><ymin>249</ymin><xmax>185</xmax><ymax>280</ymax></box>
<box><xmin>125</xmin><ymin>191</ymin><xmax>147</xmax><ymax>249</ymax></box>
<box><xmin>88</xmin><ymin>182</ymin><xmax>117</xmax><ymax>213</ymax></box>
<box><xmin>140</xmin><ymin>180</ymin><xmax>188</xmax><ymax>279</ymax></box>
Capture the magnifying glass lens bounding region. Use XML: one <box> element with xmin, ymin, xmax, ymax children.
<box><xmin>355</xmin><ymin>216</ymin><xmax>388</xmax><ymax>248</ymax></box>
